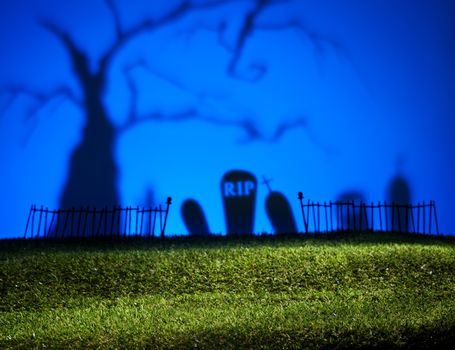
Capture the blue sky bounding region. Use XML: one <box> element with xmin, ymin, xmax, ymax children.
<box><xmin>0</xmin><ymin>0</ymin><xmax>454</xmax><ymax>237</ymax></box>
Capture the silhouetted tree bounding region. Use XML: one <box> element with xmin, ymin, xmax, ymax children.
<box><xmin>2</xmin><ymin>0</ymin><xmax>354</xmax><ymax>236</ymax></box>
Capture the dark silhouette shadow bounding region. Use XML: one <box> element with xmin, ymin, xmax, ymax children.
<box><xmin>265</xmin><ymin>191</ymin><xmax>298</xmax><ymax>234</ymax></box>
<box><xmin>181</xmin><ymin>199</ymin><xmax>210</xmax><ymax>236</ymax></box>
<box><xmin>337</xmin><ymin>191</ymin><xmax>367</xmax><ymax>231</ymax></box>
<box><xmin>262</xmin><ymin>176</ymin><xmax>297</xmax><ymax>234</ymax></box>
<box><xmin>387</xmin><ymin>174</ymin><xmax>412</xmax><ymax>232</ymax></box>
<box><xmin>387</xmin><ymin>175</ymin><xmax>411</xmax><ymax>204</ymax></box>
<box><xmin>3</xmin><ymin>0</ymin><xmax>361</xmax><ymax>240</ymax></box>
<box><xmin>59</xmin><ymin>85</ymin><xmax>119</xmax><ymax>210</ymax></box>
<box><xmin>141</xmin><ymin>189</ymin><xmax>155</xmax><ymax>208</ymax></box>
<box><xmin>221</xmin><ymin>170</ymin><xmax>257</xmax><ymax>235</ymax></box>
<box><xmin>386</xmin><ymin>157</ymin><xmax>412</xmax><ymax>232</ymax></box>
<box><xmin>37</xmin><ymin>21</ymin><xmax>121</xmax><ymax>235</ymax></box>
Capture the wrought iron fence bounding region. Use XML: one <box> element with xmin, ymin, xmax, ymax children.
<box><xmin>24</xmin><ymin>197</ymin><xmax>172</xmax><ymax>239</ymax></box>
<box><xmin>297</xmin><ymin>193</ymin><xmax>439</xmax><ymax>235</ymax></box>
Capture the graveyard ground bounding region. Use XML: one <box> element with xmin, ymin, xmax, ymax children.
<box><xmin>1</xmin><ymin>232</ymin><xmax>455</xmax><ymax>349</ymax></box>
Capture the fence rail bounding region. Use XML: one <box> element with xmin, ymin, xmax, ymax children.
<box><xmin>297</xmin><ymin>193</ymin><xmax>439</xmax><ymax>235</ymax></box>
<box><xmin>24</xmin><ymin>198</ymin><xmax>172</xmax><ymax>239</ymax></box>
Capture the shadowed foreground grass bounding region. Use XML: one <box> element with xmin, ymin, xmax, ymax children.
<box><xmin>1</xmin><ymin>233</ymin><xmax>454</xmax><ymax>349</ymax></box>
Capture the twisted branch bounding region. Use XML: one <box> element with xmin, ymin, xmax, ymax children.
<box><xmin>1</xmin><ymin>86</ymin><xmax>81</xmax><ymax>117</ymax></box>
<box><xmin>99</xmin><ymin>0</ymin><xmax>239</xmax><ymax>72</ymax></box>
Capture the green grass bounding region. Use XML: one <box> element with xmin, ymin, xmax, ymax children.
<box><xmin>1</xmin><ymin>232</ymin><xmax>455</xmax><ymax>349</ymax></box>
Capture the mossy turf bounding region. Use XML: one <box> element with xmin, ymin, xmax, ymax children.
<box><xmin>1</xmin><ymin>232</ymin><xmax>454</xmax><ymax>349</ymax></box>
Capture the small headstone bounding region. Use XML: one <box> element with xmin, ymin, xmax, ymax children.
<box><xmin>221</xmin><ymin>170</ymin><xmax>257</xmax><ymax>235</ymax></box>
<box><xmin>265</xmin><ymin>191</ymin><xmax>298</xmax><ymax>234</ymax></box>
<box><xmin>181</xmin><ymin>199</ymin><xmax>210</xmax><ymax>236</ymax></box>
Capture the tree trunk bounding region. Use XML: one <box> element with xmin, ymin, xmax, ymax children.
<box><xmin>56</xmin><ymin>74</ymin><xmax>119</xmax><ymax>237</ymax></box>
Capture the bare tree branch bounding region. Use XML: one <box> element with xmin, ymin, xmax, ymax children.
<box><xmin>255</xmin><ymin>19</ymin><xmax>371</xmax><ymax>94</ymax></box>
<box><xmin>117</xmin><ymin>57</ymin><xmax>264</xmax><ymax>141</ymax></box>
<box><xmin>121</xmin><ymin>59</ymin><xmax>198</xmax><ymax>127</ymax></box>
<box><xmin>0</xmin><ymin>85</ymin><xmax>82</xmax><ymax>146</ymax></box>
<box><xmin>181</xmin><ymin>0</ymin><xmax>363</xmax><ymax>86</ymax></box>
<box><xmin>40</xmin><ymin>20</ymin><xmax>94</xmax><ymax>85</ymax></box>
<box><xmin>118</xmin><ymin>105</ymin><xmax>314</xmax><ymax>144</ymax></box>
<box><xmin>99</xmin><ymin>0</ymin><xmax>241</xmax><ymax>72</ymax></box>
<box><xmin>225</xmin><ymin>0</ymin><xmax>272</xmax><ymax>81</ymax></box>
<box><xmin>105</xmin><ymin>0</ymin><xmax>123</xmax><ymax>41</ymax></box>
<box><xmin>256</xmin><ymin>19</ymin><xmax>344</xmax><ymax>58</ymax></box>
<box><xmin>117</xmin><ymin>53</ymin><xmax>324</xmax><ymax>146</ymax></box>
<box><xmin>271</xmin><ymin>118</ymin><xmax>307</xmax><ymax>141</ymax></box>
<box><xmin>36</xmin><ymin>0</ymin><xmax>339</xmax><ymax>151</ymax></box>
<box><xmin>1</xmin><ymin>86</ymin><xmax>81</xmax><ymax>116</ymax></box>
<box><xmin>120</xmin><ymin>58</ymin><xmax>229</xmax><ymax>127</ymax></box>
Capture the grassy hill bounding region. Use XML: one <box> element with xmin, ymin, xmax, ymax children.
<box><xmin>1</xmin><ymin>233</ymin><xmax>454</xmax><ymax>349</ymax></box>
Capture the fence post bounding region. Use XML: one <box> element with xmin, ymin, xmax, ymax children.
<box><xmin>298</xmin><ymin>192</ymin><xmax>308</xmax><ymax>234</ymax></box>
<box><xmin>54</xmin><ymin>209</ymin><xmax>61</xmax><ymax>238</ymax></box>
<box><xmin>96</xmin><ymin>208</ymin><xmax>104</xmax><ymax>237</ymax></box>
<box><xmin>337</xmin><ymin>200</ymin><xmax>343</xmax><ymax>231</ymax></box>
<box><xmin>405</xmin><ymin>203</ymin><xmax>410</xmax><ymax>233</ymax></box>
<box><xmin>38</xmin><ymin>206</ymin><xmax>45</xmax><ymax>238</ymax></box>
<box><xmin>418</xmin><ymin>203</ymin><xmax>421</xmax><ymax>233</ymax></box>
<box><xmin>140</xmin><ymin>207</ymin><xmax>144</xmax><ymax>237</ymax></box>
<box><xmin>162</xmin><ymin>197</ymin><xmax>172</xmax><ymax>237</ymax></box>
<box><xmin>76</xmin><ymin>207</ymin><xmax>82</xmax><ymax>238</ymax></box>
<box><xmin>23</xmin><ymin>205</ymin><xmax>34</xmax><ymax>239</ymax></box>
<box><xmin>391</xmin><ymin>201</ymin><xmax>395</xmax><ymax>232</ymax></box>
<box><xmin>384</xmin><ymin>201</ymin><xmax>388</xmax><ymax>232</ymax></box>
<box><xmin>432</xmin><ymin>200</ymin><xmax>440</xmax><ymax>235</ymax></box>
<box><xmin>103</xmin><ymin>206</ymin><xmax>108</xmax><ymax>237</ymax></box>
<box><xmin>135</xmin><ymin>206</ymin><xmax>139</xmax><ymax>236</ymax></box>
<box><xmin>70</xmin><ymin>207</ymin><xmax>75</xmax><ymax>238</ymax></box>
<box><xmin>90</xmin><ymin>208</ymin><xmax>96</xmax><ymax>238</ymax></box>
<box><xmin>152</xmin><ymin>208</ymin><xmax>157</xmax><ymax>238</ymax></box>
<box><xmin>329</xmin><ymin>201</ymin><xmax>333</xmax><ymax>232</ymax></box>
<box><xmin>44</xmin><ymin>207</ymin><xmax>49</xmax><ymax>238</ymax></box>
<box><xmin>363</xmin><ymin>203</ymin><xmax>369</xmax><ymax>232</ymax></box>
<box><xmin>397</xmin><ymin>203</ymin><xmax>402</xmax><ymax>233</ymax></box>
<box><xmin>324</xmin><ymin>201</ymin><xmax>329</xmax><ymax>233</ymax></box>
<box><xmin>158</xmin><ymin>204</ymin><xmax>164</xmax><ymax>238</ymax></box>
<box><xmin>122</xmin><ymin>207</ymin><xmax>127</xmax><ymax>237</ymax></box>
<box><xmin>108</xmin><ymin>207</ymin><xmax>114</xmax><ymax>237</ymax></box>
<box><xmin>410</xmin><ymin>204</ymin><xmax>416</xmax><ymax>233</ymax></box>
<box><xmin>31</xmin><ymin>204</ymin><xmax>37</xmax><ymax>239</ymax></box>
<box><xmin>47</xmin><ymin>210</ymin><xmax>56</xmax><ymax>237</ymax></box>
<box><xmin>422</xmin><ymin>201</ymin><xmax>426</xmax><ymax>234</ymax></box>
<box><xmin>61</xmin><ymin>210</ymin><xmax>70</xmax><ymax>238</ymax></box>
<box><xmin>351</xmin><ymin>200</ymin><xmax>356</xmax><ymax>232</ymax></box>
<box><xmin>82</xmin><ymin>207</ymin><xmax>89</xmax><ymax>238</ymax></box>
<box><xmin>316</xmin><ymin>202</ymin><xmax>321</xmax><ymax>233</ymax></box>
<box><xmin>359</xmin><ymin>201</ymin><xmax>363</xmax><ymax>232</ymax></box>
<box><xmin>36</xmin><ymin>205</ymin><xmax>44</xmax><ymax>239</ymax></box>
<box><xmin>308</xmin><ymin>202</ymin><xmax>312</xmax><ymax>233</ymax></box>
<box><xmin>311</xmin><ymin>202</ymin><xmax>316</xmax><ymax>233</ymax></box>
<box><xmin>370</xmin><ymin>202</ymin><xmax>374</xmax><ymax>232</ymax></box>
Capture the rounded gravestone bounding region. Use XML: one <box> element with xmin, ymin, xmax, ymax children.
<box><xmin>181</xmin><ymin>199</ymin><xmax>210</xmax><ymax>236</ymax></box>
<box><xmin>265</xmin><ymin>191</ymin><xmax>297</xmax><ymax>234</ymax></box>
<box><xmin>221</xmin><ymin>170</ymin><xmax>257</xmax><ymax>235</ymax></box>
